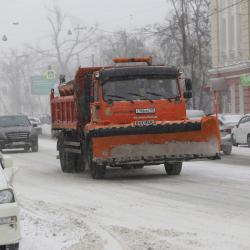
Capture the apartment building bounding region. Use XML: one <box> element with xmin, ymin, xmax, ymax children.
<box><xmin>209</xmin><ymin>0</ymin><xmax>250</xmax><ymax>114</ymax></box>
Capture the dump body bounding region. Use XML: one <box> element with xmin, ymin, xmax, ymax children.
<box><xmin>51</xmin><ymin>57</ymin><xmax>220</xmax><ymax>178</ymax></box>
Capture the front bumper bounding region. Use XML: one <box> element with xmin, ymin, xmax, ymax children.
<box><xmin>0</xmin><ymin>140</ymin><xmax>32</xmax><ymax>149</ymax></box>
<box><xmin>0</xmin><ymin>136</ymin><xmax>37</xmax><ymax>150</ymax></box>
<box><xmin>90</xmin><ymin>117</ymin><xmax>221</xmax><ymax>165</ymax></box>
<box><xmin>0</xmin><ymin>203</ymin><xmax>20</xmax><ymax>246</ymax></box>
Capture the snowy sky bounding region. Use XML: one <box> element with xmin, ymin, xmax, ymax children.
<box><xmin>0</xmin><ymin>0</ymin><xmax>169</xmax><ymax>50</ymax></box>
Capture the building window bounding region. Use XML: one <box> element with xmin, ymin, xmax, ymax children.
<box><xmin>219</xmin><ymin>0</ymin><xmax>240</xmax><ymax>64</ymax></box>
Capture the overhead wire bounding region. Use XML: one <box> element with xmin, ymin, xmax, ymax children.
<box><xmin>95</xmin><ymin>0</ymin><xmax>248</xmax><ymax>37</ymax></box>
<box><xmin>208</xmin><ymin>0</ymin><xmax>247</xmax><ymax>17</ymax></box>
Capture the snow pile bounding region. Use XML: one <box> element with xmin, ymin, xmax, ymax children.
<box><xmin>19</xmin><ymin>198</ymin><xmax>104</xmax><ymax>250</ymax></box>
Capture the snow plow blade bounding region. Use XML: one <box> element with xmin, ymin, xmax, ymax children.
<box><xmin>89</xmin><ymin>116</ymin><xmax>221</xmax><ymax>165</ymax></box>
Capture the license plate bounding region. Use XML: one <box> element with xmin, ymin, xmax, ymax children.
<box><xmin>136</xmin><ymin>108</ymin><xmax>155</xmax><ymax>114</ymax></box>
<box><xmin>135</xmin><ymin>120</ymin><xmax>155</xmax><ymax>126</ymax></box>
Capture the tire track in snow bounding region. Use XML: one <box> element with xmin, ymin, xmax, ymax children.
<box><xmin>19</xmin><ymin>197</ymin><xmax>122</xmax><ymax>250</ymax></box>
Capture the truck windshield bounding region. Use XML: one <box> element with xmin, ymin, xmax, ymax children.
<box><xmin>0</xmin><ymin>116</ymin><xmax>30</xmax><ymax>127</ymax></box>
<box><xmin>103</xmin><ymin>77</ymin><xmax>179</xmax><ymax>102</ymax></box>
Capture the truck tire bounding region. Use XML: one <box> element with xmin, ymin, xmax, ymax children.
<box><xmin>91</xmin><ymin>163</ymin><xmax>106</xmax><ymax>179</ymax></box>
<box><xmin>75</xmin><ymin>153</ymin><xmax>85</xmax><ymax>173</ymax></box>
<box><xmin>5</xmin><ymin>243</ymin><xmax>19</xmax><ymax>250</ymax></box>
<box><xmin>164</xmin><ymin>162</ymin><xmax>182</xmax><ymax>175</ymax></box>
<box><xmin>222</xmin><ymin>145</ymin><xmax>232</xmax><ymax>155</ymax></box>
<box><xmin>31</xmin><ymin>140</ymin><xmax>39</xmax><ymax>152</ymax></box>
<box><xmin>86</xmin><ymin>140</ymin><xmax>106</xmax><ymax>179</ymax></box>
<box><xmin>59</xmin><ymin>149</ymin><xmax>75</xmax><ymax>173</ymax></box>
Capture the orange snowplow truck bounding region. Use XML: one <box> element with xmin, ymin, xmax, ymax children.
<box><xmin>50</xmin><ymin>57</ymin><xmax>221</xmax><ymax>179</ymax></box>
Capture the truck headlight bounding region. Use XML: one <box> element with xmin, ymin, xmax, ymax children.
<box><xmin>0</xmin><ymin>189</ymin><xmax>14</xmax><ymax>204</ymax></box>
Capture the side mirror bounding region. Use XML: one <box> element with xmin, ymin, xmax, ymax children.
<box><xmin>185</xmin><ymin>79</ymin><xmax>192</xmax><ymax>91</ymax></box>
<box><xmin>183</xmin><ymin>91</ymin><xmax>192</xmax><ymax>99</ymax></box>
<box><xmin>32</xmin><ymin>124</ymin><xmax>38</xmax><ymax>128</ymax></box>
<box><xmin>236</xmin><ymin>124</ymin><xmax>239</xmax><ymax>128</ymax></box>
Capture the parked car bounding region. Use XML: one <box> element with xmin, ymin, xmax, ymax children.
<box><xmin>0</xmin><ymin>115</ymin><xmax>38</xmax><ymax>152</ymax></box>
<box><xmin>0</xmin><ymin>153</ymin><xmax>20</xmax><ymax>250</ymax></box>
<box><xmin>231</xmin><ymin>114</ymin><xmax>250</xmax><ymax>147</ymax></box>
<box><xmin>28</xmin><ymin>117</ymin><xmax>42</xmax><ymax>135</ymax></box>
<box><xmin>187</xmin><ymin>111</ymin><xmax>239</xmax><ymax>155</ymax></box>
<box><xmin>217</xmin><ymin>114</ymin><xmax>243</xmax><ymax>155</ymax></box>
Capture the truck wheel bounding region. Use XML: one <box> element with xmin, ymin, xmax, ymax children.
<box><xmin>222</xmin><ymin>145</ymin><xmax>232</xmax><ymax>155</ymax></box>
<box><xmin>6</xmin><ymin>243</ymin><xmax>19</xmax><ymax>250</ymax></box>
<box><xmin>86</xmin><ymin>141</ymin><xmax>106</xmax><ymax>179</ymax></box>
<box><xmin>59</xmin><ymin>149</ymin><xmax>75</xmax><ymax>173</ymax></box>
<box><xmin>31</xmin><ymin>140</ymin><xmax>39</xmax><ymax>152</ymax></box>
<box><xmin>75</xmin><ymin>154</ymin><xmax>85</xmax><ymax>173</ymax></box>
<box><xmin>91</xmin><ymin>163</ymin><xmax>106</xmax><ymax>179</ymax></box>
<box><xmin>164</xmin><ymin>162</ymin><xmax>182</xmax><ymax>175</ymax></box>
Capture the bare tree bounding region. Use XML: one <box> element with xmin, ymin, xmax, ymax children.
<box><xmin>146</xmin><ymin>0</ymin><xmax>211</xmax><ymax>111</ymax></box>
<box><xmin>0</xmin><ymin>50</ymin><xmax>45</xmax><ymax>114</ymax></box>
<box><xmin>30</xmin><ymin>5</ymin><xmax>97</xmax><ymax>78</ymax></box>
<box><xmin>99</xmin><ymin>30</ymin><xmax>155</xmax><ymax>66</ymax></box>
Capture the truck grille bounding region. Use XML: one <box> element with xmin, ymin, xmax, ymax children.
<box><xmin>7</xmin><ymin>132</ymin><xmax>29</xmax><ymax>141</ymax></box>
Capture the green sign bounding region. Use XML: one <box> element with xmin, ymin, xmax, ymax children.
<box><xmin>31</xmin><ymin>75</ymin><xmax>57</xmax><ymax>95</ymax></box>
<box><xmin>240</xmin><ymin>75</ymin><xmax>250</xmax><ymax>87</ymax></box>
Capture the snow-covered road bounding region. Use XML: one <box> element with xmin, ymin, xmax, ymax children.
<box><xmin>7</xmin><ymin>138</ymin><xmax>250</xmax><ymax>249</ymax></box>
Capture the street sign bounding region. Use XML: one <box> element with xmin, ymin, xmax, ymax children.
<box><xmin>240</xmin><ymin>75</ymin><xmax>250</xmax><ymax>87</ymax></box>
<box><xmin>31</xmin><ymin>75</ymin><xmax>57</xmax><ymax>95</ymax></box>
<box><xmin>44</xmin><ymin>69</ymin><xmax>56</xmax><ymax>80</ymax></box>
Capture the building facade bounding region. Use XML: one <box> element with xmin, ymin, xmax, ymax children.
<box><xmin>209</xmin><ymin>0</ymin><xmax>250</xmax><ymax>114</ymax></box>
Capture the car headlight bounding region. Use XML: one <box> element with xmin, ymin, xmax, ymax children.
<box><xmin>0</xmin><ymin>189</ymin><xmax>14</xmax><ymax>204</ymax></box>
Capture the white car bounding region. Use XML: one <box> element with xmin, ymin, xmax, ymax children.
<box><xmin>187</xmin><ymin>110</ymin><xmax>235</xmax><ymax>155</ymax></box>
<box><xmin>0</xmin><ymin>153</ymin><xmax>20</xmax><ymax>250</ymax></box>
<box><xmin>231</xmin><ymin>114</ymin><xmax>250</xmax><ymax>147</ymax></box>
<box><xmin>217</xmin><ymin>114</ymin><xmax>243</xmax><ymax>155</ymax></box>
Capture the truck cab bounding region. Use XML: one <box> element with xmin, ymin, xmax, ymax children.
<box><xmin>90</xmin><ymin>66</ymin><xmax>189</xmax><ymax>127</ymax></box>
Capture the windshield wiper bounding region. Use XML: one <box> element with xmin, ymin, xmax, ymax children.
<box><xmin>106</xmin><ymin>94</ymin><xmax>126</xmax><ymax>100</ymax></box>
<box><xmin>127</xmin><ymin>92</ymin><xmax>153</xmax><ymax>103</ymax></box>
<box><xmin>105</xmin><ymin>94</ymin><xmax>134</xmax><ymax>103</ymax></box>
<box><xmin>146</xmin><ymin>91</ymin><xmax>177</xmax><ymax>102</ymax></box>
<box><xmin>146</xmin><ymin>91</ymin><xmax>162</xmax><ymax>97</ymax></box>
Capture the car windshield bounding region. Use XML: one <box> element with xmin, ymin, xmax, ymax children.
<box><xmin>103</xmin><ymin>77</ymin><xmax>179</xmax><ymax>101</ymax></box>
<box><xmin>0</xmin><ymin>116</ymin><xmax>30</xmax><ymax>127</ymax></box>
